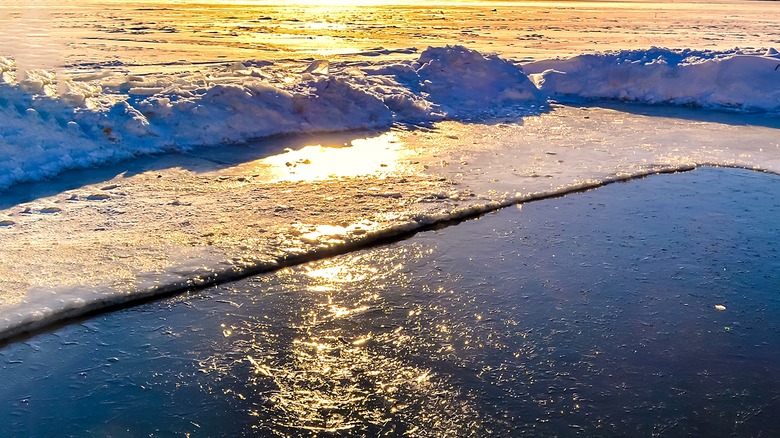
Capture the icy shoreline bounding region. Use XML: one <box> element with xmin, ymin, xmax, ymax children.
<box><xmin>4</xmin><ymin>166</ymin><xmax>779</xmax><ymax>437</ymax></box>
<box><xmin>0</xmin><ymin>162</ymin><xmax>704</xmax><ymax>344</ymax></box>
<box><xmin>3</xmin><ymin>95</ymin><xmax>780</xmax><ymax>343</ymax></box>
<box><xmin>2</xmin><ymin>44</ymin><xmax>780</xmax><ymax>343</ymax></box>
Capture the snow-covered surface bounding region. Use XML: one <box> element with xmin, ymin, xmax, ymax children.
<box><xmin>2</xmin><ymin>0</ymin><xmax>780</xmax><ymax>341</ymax></box>
<box><xmin>2</xmin><ymin>103</ymin><xmax>779</xmax><ymax>342</ymax></box>
<box><xmin>4</xmin><ymin>45</ymin><xmax>780</xmax><ymax>192</ymax></box>
<box><xmin>526</xmin><ymin>48</ymin><xmax>780</xmax><ymax>111</ymax></box>
<box><xmin>4</xmin><ymin>0</ymin><xmax>778</xmax><ymax>71</ymax></box>
<box><xmin>0</xmin><ymin>46</ymin><xmax>546</xmax><ymax>191</ymax></box>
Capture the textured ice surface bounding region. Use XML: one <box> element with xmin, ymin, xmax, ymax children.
<box><xmin>2</xmin><ymin>0</ymin><xmax>780</xmax><ymax>341</ymax></box>
<box><xmin>1</xmin><ymin>104</ymin><xmax>779</xmax><ymax>341</ymax></box>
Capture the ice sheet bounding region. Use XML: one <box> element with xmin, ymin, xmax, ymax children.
<box><xmin>2</xmin><ymin>0</ymin><xmax>780</xmax><ymax>341</ymax></box>
<box><xmin>1</xmin><ymin>103</ymin><xmax>780</xmax><ymax>341</ymax></box>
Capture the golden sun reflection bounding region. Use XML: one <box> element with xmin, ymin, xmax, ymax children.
<box><xmin>261</xmin><ymin>132</ymin><xmax>409</xmax><ymax>182</ymax></box>
<box><xmin>305</xmin><ymin>261</ymin><xmax>378</xmax><ymax>285</ymax></box>
<box><xmin>273</xmin><ymin>0</ymin><xmax>391</xmax><ymax>5</ymax></box>
<box><xmin>199</xmin><ymin>245</ymin><xmax>479</xmax><ymax>435</ymax></box>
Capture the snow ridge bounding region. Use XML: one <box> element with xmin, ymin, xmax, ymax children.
<box><xmin>0</xmin><ymin>46</ymin><xmax>543</xmax><ymax>191</ymax></box>
<box><xmin>3</xmin><ymin>45</ymin><xmax>780</xmax><ymax>192</ymax></box>
<box><xmin>526</xmin><ymin>47</ymin><xmax>780</xmax><ymax>111</ymax></box>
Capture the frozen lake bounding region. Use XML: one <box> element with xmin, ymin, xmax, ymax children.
<box><xmin>3</xmin><ymin>0</ymin><xmax>780</xmax><ymax>72</ymax></box>
<box><xmin>2</xmin><ymin>167</ymin><xmax>779</xmax><ymax>436</ymax></box>
<box><xmin>1</xmin><ymin>1</ymin><xmax>780</xmax><ymax>435</ymax></box>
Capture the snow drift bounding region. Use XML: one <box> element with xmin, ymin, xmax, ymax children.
<box><xmin>3</xmin><ymin>45</ymin><xmax>780</xmax><ymax>192</ymax></box>
<box><xmin>525</xmin><ymin>47</ymin><xmax>780</xmax><ymax>111</ymax></box>
<box><xmin>0</xmin><ymin>46</ymin><xmax>544</xmax><ymax>191</ymax></box>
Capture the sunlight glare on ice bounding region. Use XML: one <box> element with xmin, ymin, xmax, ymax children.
<box><xmin>260</xmin><ymin>133</ymin><xmax>410</xmax><ymax>182</ymax></box>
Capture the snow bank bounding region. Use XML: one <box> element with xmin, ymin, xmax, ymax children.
<box><xmin>525</xmin><ymin>47</ymin><xmax>780</xmax><ymax>111</ymax></box>
<box><xmin>0</xmin><ymin>46</ymin><xmax>545</xmax><ymax>191</ymax></box>
<box><xmin>412</xmin><ymin>46</ymin><xmax>544</xmax><ymax>116</ymax></box>
<box><xmin>4</xmin><ymin>45</ymin><xmax>779</xmax><ymax>192</ymax></box>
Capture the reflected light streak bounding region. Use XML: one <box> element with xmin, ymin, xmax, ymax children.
<box><xmin>198</xmin><ymin>244</ymin><xmax>478</xmax><ymax>435</ymax></box>
<box><xmin>261</xmin><ymin>132</ymin><xmax>409</xmax><ymax>182</ymax></box>
<box><xmin>305</xmin><ymin>262</ymin><xmax>378</xmax><ymax>284</ymax></box>
<box><xmin>268</xmin><ymin>0</ymin><xmax>392</xmax><ymax>6</ymax></box>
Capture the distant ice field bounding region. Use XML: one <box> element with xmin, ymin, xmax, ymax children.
<box><xmin>4</xmin><ymin>0</ymin><xmax>780</xmax><ymax>71</ymax></box>
<box><xmin>1</xmin><ymin>0</ymin><xmax>780</xmax><ymax>341</ymax></box>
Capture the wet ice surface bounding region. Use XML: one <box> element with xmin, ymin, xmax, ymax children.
<box><xmin>3</xmin><ymin>0</ymin><xmax>780</xmax><ymax>339</ymax></box>
<box><xmin>2</xmin><ymin>167</ymin><xmax>779</xmax><ymax>437</ymax></box>
<box><xmin>1</xmin><ymin>103</ymin><xmax>780</xmax><ymax>340</ymax></box>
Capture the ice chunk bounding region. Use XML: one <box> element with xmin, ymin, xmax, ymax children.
<box><xmin>303</xmin><ymin>60</ymin><xmax>330</xmax><ymax>76</ymax></box>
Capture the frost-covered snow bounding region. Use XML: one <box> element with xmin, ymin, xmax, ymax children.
<box><xmin>525</xmin><ymin>48</ymin><xmax>780</xmax><ymax>111</ymax></box>
<box><xmin>4</xmin><ymin>45</ymin><xmax>780</xmax><ymax>192</ymax></box>
<box><xmin>0</xmin><ymin>46</ymin><xmax>545</xmax><ymax>191</ymax></box>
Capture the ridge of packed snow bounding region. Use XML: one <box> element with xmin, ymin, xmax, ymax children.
<box><xmin>0</xmin><ymin>45</ymin><xmax>545</xmax><ymax>191</ymax></box>
<box><xmin>2</xmin><ymin>46</ymin><xmax>780</xmax><ymax>192</ymax></box>
<box><xmin>525</xmin><ymin>47</ymin><xmax>780</xmax><ymax>111</ymax></box>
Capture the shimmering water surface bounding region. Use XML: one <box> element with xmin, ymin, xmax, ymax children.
<box><xmin>1</xmin><ymin>166</ymin><xmax>779</xmax><ymax>437</ymax></box>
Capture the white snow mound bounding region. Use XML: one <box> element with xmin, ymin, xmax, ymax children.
<box><xmin>525</xmin><ymin>48</ymin><xmax>780</xmax><ymax>111</ymax></box>
<box><xmin>0</xmin><ymin>47</ymin><xmax>547</xmax><ymax>191</ymax></box>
